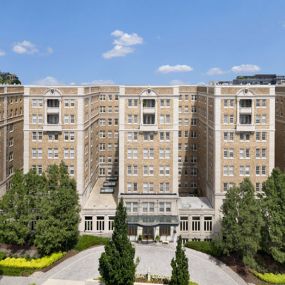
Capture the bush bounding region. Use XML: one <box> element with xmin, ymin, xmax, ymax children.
<box><xmin>0</xmin><ymin>266</ymin><xmax>35</xmax><ymax>276</ymax></box>
<box><xmin>251</xmin><ymin>270</ymin><xmax>285</xmax><ymax>284</ymax></box>
<box><xmin>0</xmin><ymin>252</ymin><xmax>65</xmax><ymax>269</ymax></box>
<box><xmin>0</xmin><ymin>251</ymin><xmax>6</xmax><ymax>260</ymax></box>
<box><xmin>185</xmin><ymin>241</ymin><xmax>221</xmax><ymax>257</ymax></box>
<box><xmin>74</xmin><ymin>235</ymin><xmax>110</xmax><ymax>251</ymax></box>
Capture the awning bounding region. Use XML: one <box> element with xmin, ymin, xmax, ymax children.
<box><xmin>127</xmin><ymin>215</ymin><xmax>179</xmax><ymax>226</ymax></box>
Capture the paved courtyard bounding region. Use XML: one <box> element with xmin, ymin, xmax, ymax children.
<box><xmin>0</xmin><ymin>244</ymin><xmax>247</xmax><ymax>285</ymax></box>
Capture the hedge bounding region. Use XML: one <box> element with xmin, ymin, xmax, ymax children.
<box><xmin>0</xmin><ymin>252</ymin><xmax>65</xmax><ymax>269</ymax></box>
<box><xmin>185</xmin><ymin>241</ymin><xmax>221</xmax><ymax>257</ymax></box>
<box><xmin>74</xmin><ymin>235</ymin><xmax>110</xmax><ymax>251</ymax></box>
<box><xmin>251</xmin><ymin>270</ymin><xmax>285</xmax><ymax>284</ymax></box>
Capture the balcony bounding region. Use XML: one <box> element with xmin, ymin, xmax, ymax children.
<box><xmin>239</xmin><ymin>107</ymin><xmax>252</xmax><ymax>114</ymax></box>
<box><xmin>43</xmin><ymin>124</ymin><xmax>62</xmax><ymax>132</ymax></box>
<box><xmin>140</xmin><ymin>124</ymin><xmax>158</xmax><ymax>132</ymax></box>
<box><xmin>143</xmin><ymin>107</ymin><xmax>155</xmax><ymax>114</ymax></box>
<box><xmin>236</xmin><ymin>124</ymin><xmax>255</xmax><ymax>132</ymax></box>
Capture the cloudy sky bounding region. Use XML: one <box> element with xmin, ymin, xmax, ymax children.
<box><xmin>0</xmin><ymin>0</ymin><xmax>285</xmax><ymax>85</ymax></box>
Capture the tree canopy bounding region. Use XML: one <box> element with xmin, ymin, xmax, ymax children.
<box><xmin>0</xmin><ymin>71</ymin><xmax>21</xmax><ymax>84</ymax></box>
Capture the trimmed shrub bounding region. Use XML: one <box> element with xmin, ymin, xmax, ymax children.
<box><xmin>0</xmin><ymin>252</ymin><xmax>65</xmax><ymax>269</ymax></box>
<box><xmin>185</xmin><ymin>241</ymin><xmax>221</xmax><ymax>257</ymax></box>
<box><xmin>74</xmin><ymin>235</ymin><xmax>110</xmax><ymax>251</ymax></box>
<box><xmin>251</xmin><ymin>270</ymin><xmax>285</xmax><ymax>284</ymax></box>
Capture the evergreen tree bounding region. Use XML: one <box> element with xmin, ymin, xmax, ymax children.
<box><xmin>221</xmin><ymin>178</ymin><xmax>263</xmax><ymax>265</ymax></box>
<box><xmin>99</xmin><ymin>199</ymin><xmax>136</xmax><ymax>285</ymax></box>
<box><xmin>34</xmin><ymin>162</ymin><xmax>80</xmax><ymax>255</ymax></box>
<box><xmin>169</xmin><ymin>236</ymin><xmax>190</xmax><ymax>285</ymax></box>
<box><xmin>261</xmin><ymin>168</ymin><xmax>285</xmax><ymax>263</ymax></box>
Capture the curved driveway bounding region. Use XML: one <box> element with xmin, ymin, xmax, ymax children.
<box><xmin>0</xmin><ymin>244</ymin><xmax>247</xmax><ymax>285</ymax></box>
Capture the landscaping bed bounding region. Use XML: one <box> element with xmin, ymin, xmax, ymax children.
<box><xmin>185</xmin><ymin>241</ymin><xmax>285</xmax><ymax>285</ymax></box>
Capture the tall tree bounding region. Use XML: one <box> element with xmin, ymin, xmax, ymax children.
<box><xmin>221</xmin><ymin>178</ymin><xmax>263</xmax><ymax>265</ymax></box>
<box><xmin>34</xmin><ymin>162</ymin><xmax>80</xmax><ymax>255</ymax></box>
<box><xmin>99</xmin><ymin>199</ymin><xmax>136</xmax><ymax>285</ymax></box>
<box><xmin>169</xmin><ymin>236</ymin><xmax>190</xmax><ymax>285</ymax></box>
<box><xmin>261</xmin><ymin>168</ymin><xmax>285</xmax><ymax>263</ymax></box>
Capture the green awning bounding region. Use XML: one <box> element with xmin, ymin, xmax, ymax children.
<box><xmin>127</xmin><ymin>215</ymin><xmax>179</xmax><ymax>226</ymax></box>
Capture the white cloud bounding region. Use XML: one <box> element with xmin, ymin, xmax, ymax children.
<box><xmin>170</xmin><ymin>79</ymin><xmax>189</xmax><ymax>85</ymax></box>
<box><xmin>103</xmin><ymin>30</ymin><xmax>143</xmax><ymax>59</ymax></box>
<box><xmin>33</xmin><ymin>76</ymin><xmax>64</xmax><ymax>85</ymax></box>
<box><xmin>157</xmin><ymin>65</ymin><xmax>193</xmax><ymax>73</ymax></box>
<box><xmin>0</xmin><ymin>50</ymin><xmax>5</xmax><ymax>56</ymax></box>
<box><xmin>82</xmin><ymin>79</ymin><xmax>115</xmax><ymax>85</ymax></box>
<box><xmin>12</xmin><ymin>40</ymin><xmax>38</xmax><ymax>54</ymax></box>
<box><xmin>207</xmin><ymin>67</ymin><xmax>225</xmax><ymax>76</ymax></box>
<box><xmin>231</xmin><ymin>64</ymin><xmax>260</xmax><ymax>73</ymax></box>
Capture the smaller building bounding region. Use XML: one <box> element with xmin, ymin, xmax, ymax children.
<box><xmin>233</xmin><ymin>74</ymin><xmax>285</xmax><ymax>85</ymax></box>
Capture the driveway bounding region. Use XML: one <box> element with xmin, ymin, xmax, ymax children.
<box><xmin>0</xmin><ymin>244</ymin><xmax>247</xmax><ymax>285</ymax></box>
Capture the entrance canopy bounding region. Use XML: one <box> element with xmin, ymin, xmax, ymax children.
<box><xmin>127</xmin><ymin>215</ymin><xmax>179</xmax><ymax>227</ymax></box>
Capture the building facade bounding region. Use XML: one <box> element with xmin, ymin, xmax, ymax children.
<box><xmin>5</xmin><ymin>83</ymin><xmax>276</xmax><ymax>242</ymax></box>
<box><xmin>0</xmin><ymin>86</ymin><xmax>24</xmax><ymax>196</ymax></box>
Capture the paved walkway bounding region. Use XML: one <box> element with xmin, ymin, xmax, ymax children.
<box><xmin>0</xmin><ymin>244</ymin><xmax>247</xmax><ymax>285</ymax></box>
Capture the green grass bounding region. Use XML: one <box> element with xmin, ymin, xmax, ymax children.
<box><xmin>185</xmin><ymin>241</ymin><xmax>221</xmax><ymax>257</ymax></box>
<box><xmin>190</xmin><ymin>282</ymin><xmax>199</xmax><ymax>285</ymax></box>
<box><xmin>250</xmin><ymin>270</ymin><xmax>285</xmax><ymax>284</ymax></box>
<box><xmin>74</xmin><ymin>235</ymin><xmax>110</xmax><ymax>251</ymax></box>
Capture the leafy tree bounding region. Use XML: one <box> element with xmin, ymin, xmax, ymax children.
<box><xmin>0</xmin><ymin>71</ymin><xmax>21</xmax><ymax>84</ymax></box>
<box><xmin>220</xmin><ymin>178</ymin><xmax>263</xmax><ymax>265</ymax></box>
<box><xmin>99</xmin><ymin>199</ymin><xmax>136</xmax><ymax>285</ymax></box>
<box><xmin>34</xmin><ymin>162</ymin><xmax>80</xmax><ymax>255</ymax></box>
<box><xmin>170</xmin><ymin>236</ymin><xmax>190</xmax><ymax>285</ymax></box>
<box><xmin>261</xmin><ymin>168</ymin><xmax>285</xmax><ymax>263</ymax></box>
<box><xmin>0</xmin><ymin>171</ymin><xmax>30</xmax><ymax>245</ymax></box>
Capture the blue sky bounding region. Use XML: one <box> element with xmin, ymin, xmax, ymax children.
<box><xmin>0</xmin><ymin>0</ymin><xmax>285</xmax><ymax>85</ymax></box>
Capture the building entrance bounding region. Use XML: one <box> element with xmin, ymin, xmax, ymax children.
<box><xmin>142</xmin><ymin>226</ymin><xmax>154</xmax><ymax>240</ymax></box>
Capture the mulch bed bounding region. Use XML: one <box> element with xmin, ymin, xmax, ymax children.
<box><xmin>218</xmin><ymin>253</ymin><xmax>285</xmax><ymax>285</ymax></box>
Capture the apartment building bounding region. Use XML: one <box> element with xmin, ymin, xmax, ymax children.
<box><xmin>0</xmin><ymin>86</ymin><xmax>24</xmax><ymax>196</ymax></box>
<box><xmin>19</xmin><ymin>84</ymin><xmax>276</xmax><ymax>242</ymax></box>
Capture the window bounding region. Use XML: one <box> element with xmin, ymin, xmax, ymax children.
<box><xmin>240</xmin><ymin>165</ymin><xmax>250</xmax><ymax>176</ymax></box>
<box><xmin>159</xmin><ymin>225</ymin><xmax>171</xmax><ymax>236</ymax></box>
<box><xmin>159</xmin><ymin>202</ymin><xmax>171</xmax><ymax>212</ymax></box>
<box><xmin>240</xmin><ymin>132</ymin><xmax>250</xmax><ymax>141</ymax></box>
<box><xmin>144</xmin><ymin>148</ymin><xmax>154</xmax><ymax>159</ymax></box>
<box><xmin>126</xmin><ymin>202</ymin><xmax>138</xmax><ymax>213</ymax></box>
<box><xmin>108</xmin><ymin>216</ymin><xmax>114</xmax><ymax>231</ymax></box>
<box><xmin>128</xmin><ymin>99</ymin><xmax>138</xmax><ymax>107</ymax></box>
<box><xmin>32</xmin><ymin>131</ymin><xmax>43</xmax><ymax>141</ymax></box>
<box><xmin>159</xmin><ymin>148</ymin><xmax>170</xmax><ymax>159</ymax></box>
<box><xmin>224</xmin><ymin>165</ymin><xmax>234</xmax><ymax>176</ymax></box>
<box><xmin>240</xmin><ymin>148</ymin><xmax>250</xmax><ymax>159</ymax></box>
<box><xmin>63</xmin><ymin>115</ymin><xmax>75</xmax><ymax>124</ymax></box>
<box><xmin>32</xmin><ymin>99</ymin><xmax>43</xmax><ymax>107</ymax></box>
<box><xmin>127</xmin><ymin>114</ymin><xmax>138</xmax><ymax>124</ymax></box>
<box><xmin>96</xmin><ymin>216</ymin><xmax>105</xmax><ymax>231</ymax></box>
<box><xmin>224</xmin><ymin>99</ymin><xmax>234</xmax><ymax>107</ymax></box>
<box><xmin>224</xmin><ymin>132</ymin><xmax>234</xmax><ymax>141</ymax></box>
<box><xmin>68</xmin><ymin>165</ymin><xmax>75</xmax><ymax>176</ymax></box>
<box><xmin>256</xmin><ymin>99</ymin><xmax>266</xmax><ymax>107</ymax></box>
<box><xmin>256</xmin><ymin>182</ymin><xmax>262</xmax><ymax>192</ymax></box>
<box><xmin>192</xmin><ymin>217</ymin><xmax>200</xmax><ymax>231</ymax></box>
<box><xmin>204</xmin><ymin>217</ymin><xmax>212</xmax><ymax>232</ymax></box>
<box><xmin>180</xmin><ymin>217</ymin><xmax>189</xmax><ymax>232</ymax></box>
<box><xmin>32</xmin><ymin>148</ymin><xmax>42</xmax><ymax>159</ymax></box>
<box><xmin>84</xmin><ymin>216</ymin><xmax>93</xmax><ymax>231</ymax></box>
<box><xmin>224</xmin><ymin>114</ymin><xmax>234</xmax><ymax>124</ymax></box>
<box><xmin>224</xmin><ymin>148</ymin><xmax>234</xmax><ymax>159</ymax></box>
<box><xmin>160</xmin><ymin>99</ymin><xmax>170</xmax><ymax>107</ymax></box>
<box><xmin>127</xmin><ymin>165</ymin><xmax>138</xmax><ymax>176</ymax></box>
<box><xmin>127</xmin><ymin>148</ymin><xmax>138</xmax><ymax>159</ymax></box>
<box><xmin>127</xmin><ymin>182</ymin><xmax>138</xmax><ymax>192</ymax></box>
<box><xmin>127</xmin><ymin>132</ymin><xmax>138</xmax><ymax>141</ymax></box>
<box><xmin>143</xmin><ymin>132</ymin><xmax>154</xmax><ymax>141</ymax></box>
<box><xmin>256</xmin><ymin>148</ymin><xmax>266</xmax><ymax>159</ymax></box>
<box><xmin>223</xmin><ymin>182</ymin><xmax>235</xmax><ymax>191</ymax></box>
<box><xmin>191</xmin><ymin>106</ymin><xmax>197</xmax><ymax>113</ymax></box>
<box><xmin>47</xmin><ymin>99</ymin><xmax>59</xmax><ymax>108</ymax></box>
<box><xmin>257</xmin><ymin>165</ymin><xmax>266</xmax><ymax>176</ymax></box>
<box><xmin>48</xmin><ymin>148</ymin><xmax>58</xmax><ymax>159</ymax></box>
<box><xmin>160</xmin><ymin>131</ymin><xmax>170</xmax><ymax>141</ymax></box>
<box><xmin>256</xmin><ymin>132</ymin><xmax>267</xmax><ymax>141</ymax></box>
<box><xmin>64</xmin><ymin>131</ymin><xmax>75</xmax><ymax>141</ymax></box>
<box><xmin>159</xmin><ymin>114</ymin><xmax>171</xmax><ymax>124</ymax></box>
<box><xmin>48</xmin><ymin>132</ymin><xmax>59</xmax><ymax>141</ymax></box>
<box><xmin>159</xmin><ymin>166</ymin><xmax>170</xmax><ymax>176</ymax></box>
<box><xmin>143</xmin><ymin>165</ymin><xmax>154</xmax><ymax>176</ymax></box>
<box><xmin>64</xmin><ymin>99</ymin><xmax>75</xmax><ymax>107</ymax></box>
<box><xmin>191</xmin><ymin>94</ymin><xmax>197</xmax><ymax>101</ymax></box>
<box><xmin>160</xmin><ymin>182</ymin><xmax>170</xmax><ymax>192</ymax></box>
<box><xmin>128</xmin><ymin>225</ymin><xmax>137</xmax><ymax>236</ymax></box>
